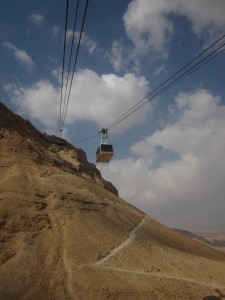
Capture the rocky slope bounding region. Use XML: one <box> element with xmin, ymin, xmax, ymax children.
<box><xmin>0</xmin><ymin>102</ymin><xmax>225</xmax><ymax>300</ymax></box>
<box><xmin>0</xmin><ymin>103</ymin><xmax>118</xmax><ymax>196</ymax></box>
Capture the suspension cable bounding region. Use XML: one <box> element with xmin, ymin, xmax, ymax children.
<box><xmin>59</xmin><ymin>0</ymin><xmax>70</xmax><ymax>132</ymax></box>
<box><xmin>108</xmin><ymin>42</ymin><xmax>225</xmax><ymax>130</ymax></box>
<box><xmin>74</xmin><ymin>35</ymin><xmax>225</xmax><ymax>144</ymax></box>
<box><xmin>62</xmin><ymin>0</ymin><xmax>80</xmax><ymax>122</ymax></box>
<box><xmin>74</xmin><ymin>132</ymin><xmax>100</xmax><ymax>145</ymax></box>
<box><xmin>106</xmin><ymin>35</ymin><xmax>225</xmax><ymax>130</ymax></box>
<box><xmin>60</xmin><ymin>0</ymin><xmax>90</xmax><ymax>132</ymax></box>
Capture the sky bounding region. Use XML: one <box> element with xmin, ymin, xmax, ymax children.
<box><xmin>1</xmin><ymin>0</ymin><xmax>225</xmax><ymax>231</ymax></box>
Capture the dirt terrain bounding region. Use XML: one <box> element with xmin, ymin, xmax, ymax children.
<box><xmin>176</xmin><ymin>229</ymin><xmax>225</xmax><ymax>253</ymax></box>
<box><xmin>1</xmin><ymin>102</ymin><xmax>225</xmax><ymax>299</ymax></box>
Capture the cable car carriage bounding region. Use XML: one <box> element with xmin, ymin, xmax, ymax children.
<box><xmin>96</xmin><ymin>129</ymin><xmax>113</xmax><ymax>163</ymax></box>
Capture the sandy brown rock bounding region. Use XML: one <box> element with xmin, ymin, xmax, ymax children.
<box><xmin>0</xmin><ymin>103</ymin><xmax>225</xmax><ymax>299</ymax></box>
<box><xmin>0</xmin><ymin>103</ymin><xmax>118</xmax><ymax>196</ymax></box>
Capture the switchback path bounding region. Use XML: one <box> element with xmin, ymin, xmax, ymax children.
<box><xmin>92</xmin><ymin>214</ymin><xmax>225</xmax><ymax>291</ymax></box>
<box><xmin>95</xmin><ymin>216</ymin><xmax>147</xmax><ymax>266</ymax></box>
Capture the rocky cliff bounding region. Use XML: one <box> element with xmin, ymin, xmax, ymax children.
<box><xmin>0</xmin><ymin>102</ymin><xmax>118</xmax><ymax>196</ymax></box>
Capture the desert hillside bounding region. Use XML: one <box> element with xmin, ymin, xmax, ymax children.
<box><xmin>175</xmin><ymin>229</ymin><xmax>225</xmax><ymax>253</ymax></box>
<box><xmin>0</xmin><ymin>103</ymin><xmax>225</xmax><ymax>300</ymax></box>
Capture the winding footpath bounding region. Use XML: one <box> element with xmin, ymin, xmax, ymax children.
<box><xmin>95</xmin><ymin>216</ymin><xmax>147</xmax><ymax>266</ymax></box>
<box><xmin>92</xmin><ymin>215</ymin><xmax>225</xmax><ymax>291</ymax></box>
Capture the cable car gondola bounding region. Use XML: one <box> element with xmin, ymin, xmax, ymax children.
<box><xmin>96</xmin><ymin>129</ymin><xmax>113</xmax><ymax>163</ymax></box>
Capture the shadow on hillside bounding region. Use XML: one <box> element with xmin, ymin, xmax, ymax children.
<box><xmin>203</xmin><ymin>289</ymin><xmax>225</xmax><ymax>299</ymax></box>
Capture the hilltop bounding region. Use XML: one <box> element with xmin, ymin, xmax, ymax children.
<box><xmin>0</xmin><ymin>102</ymin><xmax>225</xmax><ymax>300</ymax></box>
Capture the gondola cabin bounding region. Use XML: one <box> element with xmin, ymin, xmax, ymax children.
<box><xmin>96</xmin><ymin>129</ymin><xmax>114</xmax><ymax>163</ymax></box>
<box><xmin>96</xmin><ymin>143</ymin><xmax>113</xmax><ymax>163</ymax></box>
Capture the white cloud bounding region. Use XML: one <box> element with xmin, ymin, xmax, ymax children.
<box><xmin>29</xmin><ymin>13</ymin><xmax>44</xmax><ymax>27</ymax></box>
<box><xmin>66</xmin><ymin>30</ymin><xmax>74</xmax><ymax>40</ymax></box>
<box><xmin>3</xmin><ymin>42</ymin><xmax>35</xmax><ymax>70</ymax></box>
<box><xmin>123</xmin><ymin>0</ymin><xmax>173</xmax><ymax>55</ymax></box>
<box><xmin>154</xmin><ymin>64</ymin><xmax>167</xmax><ymax>76</ymax></box>
<box><xmin>172</xmin><ymin>0</ymin><xmax>225</xmax><ymax>37</ymax></box>
<box><xmin>132</xmin><ymin>90</ymin><xmax>224</xmax><ymax>158</ymax></box>
<box><xmin>78</xmin><ymin>32</ymin><xmax>98</xmax><ymax>55</ymax></box>
<box><xmin>67</xmin><ymin>31</ymin><xmax>98</xmax><ymax>55</ymax></box>
<box><xmin>5</xmin><ymin>80</ymin><xmax>59</xmax><ymax>126</ymax></box>
<box><xmin>47</xmin><ymin>56</ymin><xmax>58</xmax><ymax>64</ymax></box>
<box><xmin>108</xmin><ymin>40</ymin><xmax>124</xmax><ymax>72</ymax></box>
<box><xmin>5</xmin><ymin>69</ymin><xmax>151</xmax><ymax>132</ymax></box>
<box><xmin>50</xmin><ymin>25</ymin><xmax>59</xmax><ymax>38</ymax></box>
<box><xmin>107</xmin><ymin>40</ymin><xmax>140</xmax><ymax>73</ymax></box>
<box><xmin>123</xmin><ymin>0</ymin><xmax>225</xmax><ymax>55</ymax></box>
<box><xmin>99</xmin><ymin>89</ymin><xmax>225</xmax><ymax>230</ymax></box>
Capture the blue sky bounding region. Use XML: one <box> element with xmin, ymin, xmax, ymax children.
<box><xmin>1</xmin><ymin>0</ymin><xmax>225</xmax><ymax>231</ymax></box>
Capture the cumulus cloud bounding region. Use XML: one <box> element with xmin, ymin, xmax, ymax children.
<box><xmin>123</xmin><ymin>0</ymin><xmax>225</xmax><ymax>55</ymax></box>
<box><xmin>172</xmin><ymin>0</ymin><xmax>225</xmax><ymax>37</ymax></box>
<box><xmin>123</xmin><ymin>0</ymin><xmax>173</xmax><ymax>55</ymax></box>
<box><xmin>3</xmin><ymin>42</ymin><xmax>35</xmax><ymax>70</ymax></box>
<box><xmin>5</xmin><ymin>69</ymin><xmax>150</xmax><ymax>132</ymax></box>
<box><xmin>99</xmin><ymin>89</ymin><xmax>225</xmax><ymax>230</ymax></box>
<box><xmin>29</xmin><ymin>13</ymin><xmax>44</xmax><ymax>27</ymax></box>
<box><xmin>5</xmin><ymin>80</ymin><xmax>59</xmax><ymax>126</ymax></box>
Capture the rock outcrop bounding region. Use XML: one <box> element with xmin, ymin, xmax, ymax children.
<box><xmin>0</xmin><ymin>102</ymin><xmax>118</xmax><ymax>196</ymax></box>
